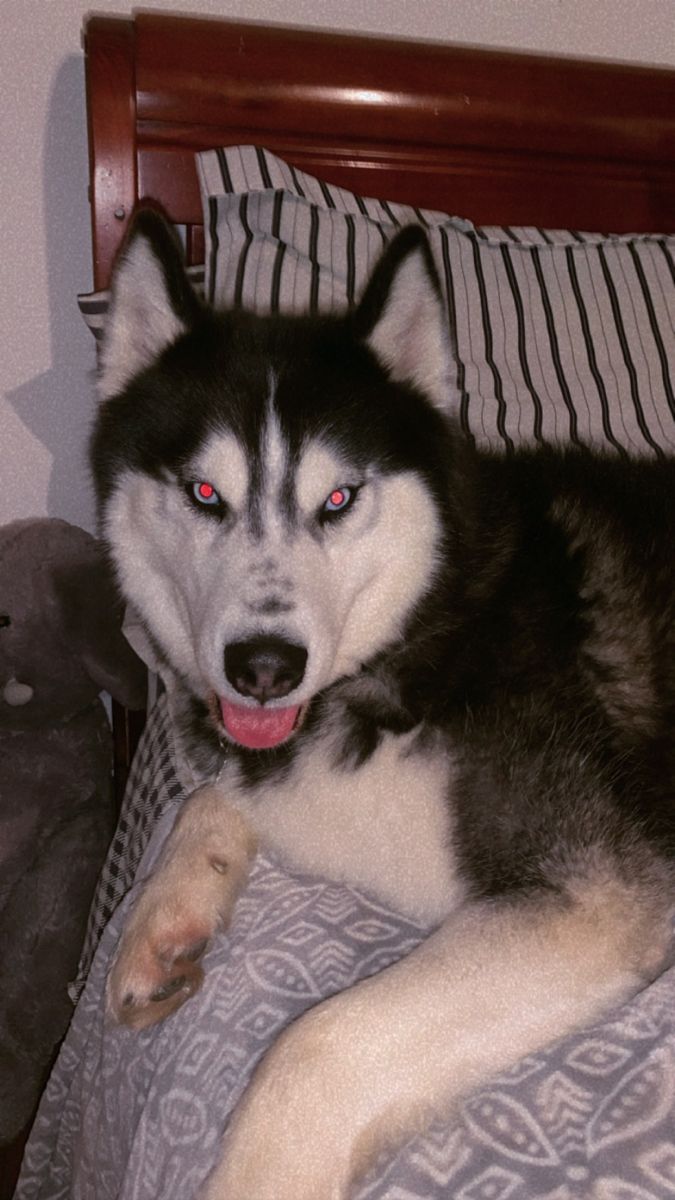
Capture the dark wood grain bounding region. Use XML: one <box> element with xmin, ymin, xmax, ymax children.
<box><xmin>86</xmin><ymin>12</ymin><xmax>675</xmax><ymax>292</ymax></box>
<box><xmin>137</xmin><ymin>140</ymin><xmax>674</xmax><ymax>236</ymax></box>
<box><xmin>133</xmin><ymin>14</ymin><xmax>674</xmax><ymax>164</ymax></box>
<box><xmin>85</xmin><ymin>17</ymin><xmax>138</xmax><ymax>289</ymax></box>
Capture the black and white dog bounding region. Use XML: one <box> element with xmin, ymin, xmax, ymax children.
<box><xmin>93</xmin><ymin>211</ymin><xmax>675</xmax><ymax>1198</ymax></box>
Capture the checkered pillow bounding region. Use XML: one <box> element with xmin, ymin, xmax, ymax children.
<box><xmin>72</xmin><ymin>693</ymin><xmax>186</xmax><ymax>994</ymax></box>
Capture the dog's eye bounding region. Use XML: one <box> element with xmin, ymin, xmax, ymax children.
<box><xmin>0</xmin><ymin>614</ymin><xmax>10</xmax><ymax>629</ymax></box>
<box><xmin>187</xmin><ymin>481</ymin><xmax>225</xmax><ymax>513</ymax></box>
<box><xmin>321</xmin><ymin>486</ymin><xmax>357</xmax><ymax>520</ymax></box>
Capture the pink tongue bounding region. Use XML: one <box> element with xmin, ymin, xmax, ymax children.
<box><xmin>220</xmin><ymin>699</ymin><xmax>300</xmax><ymax>750</ymax></box>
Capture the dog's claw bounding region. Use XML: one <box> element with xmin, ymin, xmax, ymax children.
<box><xmin>108</xmin><ymin>927</ymin><xmax>210</xmax><ymax>1028</ymax></box>
<box><xmin>151</xmin><ymin>974</ymin><xmax>189</xmax><ymax>1003</ymax></box>
<box><xmin>111</xmin><ymin>954</ymin><xmax>206</xmax><ymax>1029</ymax></box>
<box><xmin>184</xmin><ymin>937</ymin><xmax>209</xmax><ymax>962</ymax></box>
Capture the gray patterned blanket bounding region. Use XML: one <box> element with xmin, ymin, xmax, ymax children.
<box><xmin>16</xmin><ymin>700</ymin><xmax>675</xmax><ymax>1200</ymax></box>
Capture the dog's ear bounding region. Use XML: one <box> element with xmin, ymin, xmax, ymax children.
<box><xmin>98</xmin><ymin>208</ymin><xmax>202</xmax><ymax>401</ymax></box>
<box><xmin>353</xmin><ymin>226</ymin><xmax>453</xmax><ymax>411</ymax></box>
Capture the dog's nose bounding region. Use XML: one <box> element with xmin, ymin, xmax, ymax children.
<box><xmin>224</xmin><ymin>636</ymin><xmax>307</xmax><ymax>703</ymax></box>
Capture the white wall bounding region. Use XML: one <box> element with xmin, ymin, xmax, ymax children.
<box><xmin>2</xmin><ymin>0</ymin><xmax>674</xmax><ymax>533</ymax></box>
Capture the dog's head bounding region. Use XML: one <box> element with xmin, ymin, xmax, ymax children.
<box><xmin>93</xmin><ymin>211</ymin><xmax>457</xmax><ymax>750</ymax></box>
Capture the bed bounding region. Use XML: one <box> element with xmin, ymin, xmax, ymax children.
<box><xmin>16</xmin><ymin>12</ymin><xmax>675</xmax><ymax>1199</ymax></box>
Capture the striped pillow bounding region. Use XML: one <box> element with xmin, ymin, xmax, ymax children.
<box><xmin>78</xmin><ymin>145</ymin><xmax>675</xmax><ymax>457</ymax></box>
<box><xmin>197</xmin><ymin>146</ymin><xmax>675</xmax><ymax>457</ymax></box>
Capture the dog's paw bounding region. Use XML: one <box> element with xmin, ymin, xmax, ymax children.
<box><xmin>108</xmin><ymin>894</ymin><xmax>213</xmax><ymax>1029</ymax></box>
<box><xmin>107</xmin><ymin>787</ymin><xmax>257</xmax><ymax>1029</ymax></box>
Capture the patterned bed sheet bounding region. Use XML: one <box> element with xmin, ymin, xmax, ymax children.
<box><xmin>16</xmin><ymin>697</ymin><xmax>675</xmax><ymax>1200</ymax></box>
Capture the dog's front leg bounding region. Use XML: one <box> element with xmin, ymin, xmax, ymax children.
<box><xmin>107</xmin><ymin>785</ymin><xmax>257</xmax><ymax>1028</ymax></box>
<box><xmin>201</xmin><ymin>879</ymin><xmax>668</xmax><ymax>1200</ymax></box>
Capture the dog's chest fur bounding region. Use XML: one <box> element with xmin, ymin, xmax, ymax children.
<box><xmin>222</xmin><ymin>721</ymin><xmax>463</xmax><ymax>925</ymax></box>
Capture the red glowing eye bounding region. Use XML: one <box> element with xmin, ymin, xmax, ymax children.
<box><xmin>323</xmin><ymin>485</ymin><xmax>354</xmax><ymax>515</ymax></box>
<box><xmin>191</xmin><ymin>480</ymin><xmax>221</xmax><ymax>507</ymax></box>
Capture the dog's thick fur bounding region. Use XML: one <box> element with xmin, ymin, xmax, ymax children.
<box><xmin>93</xmin><ymin>211</ymin><xmax>675</xmax><ymax>1199</ymax></box>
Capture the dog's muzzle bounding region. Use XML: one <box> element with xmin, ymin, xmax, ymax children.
<box><xmin>220</xmin><ymin>635</ymin><xmax>308</xmax><ymax>750</ymax></box>
<box><xmin>224</xmin><ymin>635</ymin><xmax>307</xmax><ymax>702</ymax></box>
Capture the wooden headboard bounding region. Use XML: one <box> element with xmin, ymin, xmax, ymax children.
<box><xmin>83</xmin><ymin>11</ymin><xmax>675</xmax><ymax>790</ymax></box>
<box><xmin>85</xmin><ymin>11</ymin><xmax>675</xmax><ymax>295</ymax></box>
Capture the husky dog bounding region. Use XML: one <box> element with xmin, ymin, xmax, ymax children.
<box><xmin>93</xmin><ymin>210</ymin><xmax>675</xmax><ymax>1199</ymax></box>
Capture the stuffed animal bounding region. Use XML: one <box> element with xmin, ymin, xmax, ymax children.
<box><xmin>0</xmin><ymin>518</ymin><xmax>147</xmax><ymax>1144</ymax></box>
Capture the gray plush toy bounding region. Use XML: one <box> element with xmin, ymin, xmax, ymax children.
<box><xmin>0</xmin><ymin>518</ymin><xmax>147</xmax><ymax>1144</ymax></box>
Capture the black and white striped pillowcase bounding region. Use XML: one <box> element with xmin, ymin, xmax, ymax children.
<box><xmin>78</xmin><ymin>145</ymin><xmax>675</xmax><ymax>456</ymax></box>
<box><xmin>197</xmin><ymin>146</ymin><xmax>675</xmax><ymax>458</ymax></box>
<box><xmin>199</xmin><ymin>144</ymin><xmax>608</xmax><ymax>243</ymax></box>
<box><xmin>443</xmin><ymin>226</ymin><xmax>675</xmax><ymax>454</ymax></box>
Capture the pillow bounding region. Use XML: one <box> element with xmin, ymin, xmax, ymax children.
<box><xmin>78</xmin><ymin>145</ymin><xmax>675</xmax><ymax>457</ymax></box>
<box><xmin>197</xmin><ymin>146</ymin><xmax>675</xmax><ymax>457</ymax></box>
